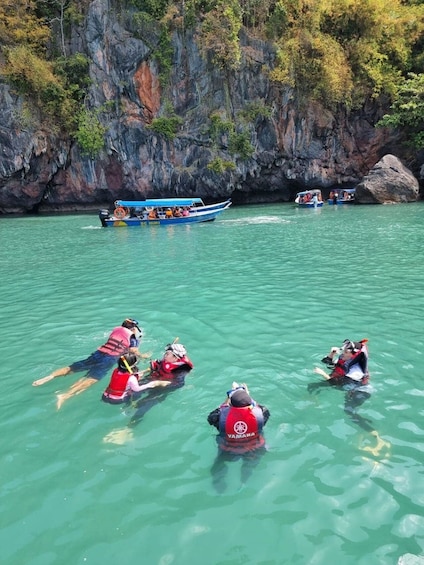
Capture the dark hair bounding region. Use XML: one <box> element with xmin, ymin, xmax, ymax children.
<box><xmin>122</xmin><ymin>318</ymin><xmax>140</xmax><ymax>331</ymax></box>
<box><xmin>229</xmin><ymin>389</ymin><xmax>252</xmax><ymax>407</ymax></box>
<box><xmin>118</xmin><ymin>353</ymin><xmax>138</xmax><ymax>372</ymax></box>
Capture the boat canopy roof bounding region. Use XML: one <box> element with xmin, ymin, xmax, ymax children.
<box><xmin>296</xmin><ymin>189</ymin><xmax>322</xmax><ymax>196</ymax></box>
<box><xmin>115</xmin><ymin>198</ymin><xmax>204</xmax><ymax>208</ymax></box>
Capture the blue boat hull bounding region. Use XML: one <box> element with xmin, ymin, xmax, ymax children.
<box><xmin>297</xmin><ymin>202</ymin><xmax>324</xmax><ymax>208</ymax></box>
<box><xmin>327</xmin><ymin>199</ymin><xmax>355</xmax><ymax>205</ymax></box>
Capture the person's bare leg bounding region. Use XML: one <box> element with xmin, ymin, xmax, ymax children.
<box><xmin>56</xmin><ymin>377</ymin><xmax>97</xmax><ymax>409</ymax></box>
<box><xmin>33</xmin><ymin>367</ymin><xmax>72</xmax><ymax>386</ymax></box>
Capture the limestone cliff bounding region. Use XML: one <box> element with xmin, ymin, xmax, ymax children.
<box><xmin>0</xmin><ymin>0</ymin><xmax>417</xmax><ymax>214</ymax></box>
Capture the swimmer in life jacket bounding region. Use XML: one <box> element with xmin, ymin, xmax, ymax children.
<box><xmin>207</xmin><ymin>382</ymin><xmax>270</xmax><ymax>492</ymax></box>
<box><xmin>317</xmin><ymin>339</ymin><xmax>370</xmax><ymax>385</ymax></box>
<box><xmin>102</xmin><ymin>353</ymin><xmax>169</xmax><ymax>404</ymax></box>
<box><xmin>309</xmin><ymin>339</ymin><xmax>390</xmax><ymax>455</ymax></box>
<box><xmin>149</xmin><ymin>343</ymin><xmax>193</xmax><ymax>380</ymax></box>
<box><xmin>32</xmin><ymin>318</ymin><xmax>151</xmax><ymax>409</ymax></box>
<box><xmin>128</xmin><ymin>342</ymin><xmax>193</xmax><ymax>427</ymax></box>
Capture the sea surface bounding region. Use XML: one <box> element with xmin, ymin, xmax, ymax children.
<box><xmin>1</xmin><ymin>202</ymin><xmax>423</xmax><ymax>565</ymax></box>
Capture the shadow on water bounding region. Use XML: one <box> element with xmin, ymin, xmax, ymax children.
<box><xmin>128</xmin><ymin>369</ymin><xmax>189</xmax><ymax>427</ymax></box>
<box><xmin>209</xmin><ymin>445</ymin><xmax>268</xmax><ymax>494</ymax></box>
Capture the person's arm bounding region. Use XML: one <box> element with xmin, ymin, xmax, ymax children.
<box><xmin>128</xmin><ymin>345</ymin><xmax>151</xmax><ymax>359</ymax></box>
<box><xmin>128</xmin><ymin>375</ymin><xmax>171</xmax><ymax>393</ymax></box>
<box><xmin>258</xmin><ymin>404</ymin><xmax>270</xmax><ymax>425</ymax></box>
<box><xmin>313</xmin><ymin>366</ymin><xmax>332</xmax><ymax>380</ymax></box>
<box><xmin>207</xmin><ymin>408</ymin><xmax>220</xmax><ymax>429</ymax></box>
<box><xmin>137</xmin><ymin>350</ymin><xmax>152</xmax><ymax>359</ymax></box>
<box><xmin>311</xmin><ymin>367</ymin><xmax>345</xmax><ymax>389</ymax></box>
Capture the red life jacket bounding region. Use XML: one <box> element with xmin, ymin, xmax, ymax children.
<box><xmin>218</xmin><ymin>404</ymin><xmax>265</xmax><ymax>452</ymax></box>
<box><xmin>103</xmin><ymin>368</ymin><xmax>131</xmax><ymax>400</ymax></box>
<box><xmin>97</xmin><ymin>326</ymin><xmax>133</xmax><ymax>356</ymax></box>
<box><xmin>150</xmin><ymin>355</ymin><xmax>193</xmax><ymax>380</ymax></box>
<box><xmin>330</xmin><ymin>359</ymin><xmax>346</xmax><ymax>379</ymax></box>
<box><xmin>331</xmin><ymin>345</ymin><xmax>369</xmax><ymax>382</ymax></box>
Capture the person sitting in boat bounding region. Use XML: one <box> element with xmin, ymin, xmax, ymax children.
<box><xmin>148</xmin><ymin>208</ymin><xmax>158</xmax><ymax>219</ymax></box>
<box><xmin>173</xmin><ymin>207</ymin><xmax>182</xmax><ymax>217</ymax></box>
<box><xmin>207</xmin><ymin>383</ymin><xmax>270</xmax><ymax>492</ymax></box>
<box><xmin>102</xmin><ymin>353</ymin><xmax>169</xmax><ymax>404</ymax></box>
<box><xmin>165</xmin><ymin>207</ymin><xmax>173</xmax><ymax>218</ymax></box>
<box><xmin>182</xmin><ymin>207</ymin><xmax>190</xmax><ymax>216</ymax></box>
<box><xmin>149</xmin><ymin>343</ymin><xmax>193</xmax><ymax>380</ymax></box>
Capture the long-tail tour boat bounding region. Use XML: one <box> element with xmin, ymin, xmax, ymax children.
<box><xmin>99</xmin><ymin>197</ymin><xmax>232</xmax><ymax>227</ymax></box>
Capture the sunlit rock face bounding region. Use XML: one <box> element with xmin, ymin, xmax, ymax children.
<box><xmin>355</xmin><ymin>155</ymin><xmax>419</xmax><ymax>204</ymax></box>
<box><xmin>0</xmin><ymin>0</ymin><xmax>418</xmax><ymax>214</ymax></box>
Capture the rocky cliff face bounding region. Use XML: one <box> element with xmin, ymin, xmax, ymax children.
<box><xmin>0</xmin><ymin>0</ymin><xmax>416</xmax><ymax>214</ymax></box>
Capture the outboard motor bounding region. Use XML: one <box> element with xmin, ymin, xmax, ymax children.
<box><xmin>99</xmin><ymin>209</ymin><xmax>110</xmax><ymax>227</ymax></box>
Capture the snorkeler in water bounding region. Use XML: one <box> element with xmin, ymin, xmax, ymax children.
<box><xmin>308</xmin><ymin>339</ymin><xmax>390</xmax><ymax>455</ymax></box>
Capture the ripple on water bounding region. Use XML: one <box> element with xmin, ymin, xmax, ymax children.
<box><xmin>1</xmin><ymin>205</ymin><xmax>424</xmax><ymax>564</ymax></box>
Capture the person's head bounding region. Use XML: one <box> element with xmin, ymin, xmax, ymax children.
<box><xmin>122</xmin><ymin>318</ymin><xmax>141</xmax><ymax>334</ymax></box>
<box><xmin>163</xmin><ymin>343</ymin><xmax>186</xmax><ymax>361</ymax></box>
<box><xmin>341</xmin><ymin>348</ymin><xmax>354</xmax><ymax>360</ymax></box>
<box><xmin>227</xmin><ymin>386</ymin><xmax>253</xmax><ymax>407</ymax></box>
<box><xmin>340</xmin><ymin>340</ymin><xmax>358</xmax><ymax>360</ymax></box>
<box><xmin>118</xmin><ymin>353</ymin><xmax>138</xmax><ymax>372</ymax></box>
<box><xmin>342</xmin><ymin>339</ymin><xmax>357</xmax><ymax>351</ymax></box>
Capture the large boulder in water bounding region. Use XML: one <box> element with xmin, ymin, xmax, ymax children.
<box><xmin>355</xmin><ymin>154</ymin><xmax>419</xmax><ymax>203</ymax></box>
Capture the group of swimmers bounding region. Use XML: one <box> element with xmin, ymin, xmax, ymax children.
<box><xmin>101</xmin><ymin>342</ymin><xmax>193</xmax><ymax>404</ymax></box>
<box><xmin>32</xmin><ymin>320</ymin><xmax>388</xmax><ymax>465</ymax></box>
<box><xmin>32</xmin><ymin>319</ymin><xmax>193</xmax><ymax>411</ymax></box>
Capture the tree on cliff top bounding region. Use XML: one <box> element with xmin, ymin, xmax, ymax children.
<box><xmin>195</xmin><ymin>0</ymin><xmax>243</xmax><ymax>70</ymax></box>
<box><xmin>0</xmin><ymin>0</ymin><xmax>94</xmax><ymax>142</ymax></box>
<box><xmin>269</xmin><ymin>0</ymin><xmax>424</xmax><ymax>107</ymax></box>
<box><xmin>377</xmin><ymin>73</ymin><xmax>424</xmax><ymax>149</ymax></box>
<box><xmin>0</xmin><ymin>0</ymin><xmax>50</xmax><ymax>51</ymax></box>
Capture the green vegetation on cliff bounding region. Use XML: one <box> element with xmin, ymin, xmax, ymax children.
<box><xmin>0</xmin><ymin>0</ymin><xmax>423</xmax><ymax>150</ymax></box>
<box><xmin>267</xmin><ymin>0</ymin><xmax>424</xmax><ymax>106</ymax></box>
<box><xmin>0</xmin><ymin>0</ymin><xmax>105</xmax><ymax>156</ymax></box>
<box><xmin>377</xmin><ymin>73</ymin><xmax>424</xmax><ymax>149</ymax></box>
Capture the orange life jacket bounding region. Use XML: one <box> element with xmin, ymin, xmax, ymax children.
<box><xmin>97</xmin><ymin>326</ymin><xmax>132</xmax><ymax>356</ymax></box>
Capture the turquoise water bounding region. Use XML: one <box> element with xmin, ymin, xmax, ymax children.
<box><xmin>1</xmin><ymin>203</ymin><xmax>423</xmax><ymax>565</ymax></box>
